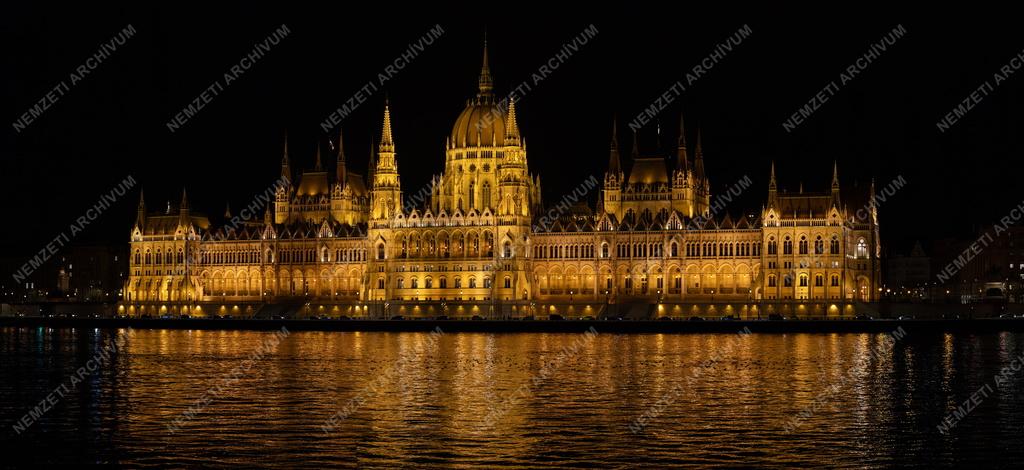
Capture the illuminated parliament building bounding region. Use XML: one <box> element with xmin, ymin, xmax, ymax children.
<box><xmin>121</xmin><ymin>43</ymin><xmax>881</xmax><ymax>318</ymax></box>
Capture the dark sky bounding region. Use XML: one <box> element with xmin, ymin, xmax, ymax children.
<box><xmin>3</xmin><ymin>6</ymin><xmax>1023</xmax><ymax>260</ymax></box>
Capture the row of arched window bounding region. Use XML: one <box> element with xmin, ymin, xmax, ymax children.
<box><xmin>767</xmin><ymin>273</ymin><xmax>842</xmax><ymax>288</ymax></box>
<box><xmin>134</xmin><ymin>249</ymin><xmax>184</xmax><ymax>265</ymax></box>
<box><xmin>766</xmin><ymin>236</ymin><xmax>843</xmax><ymax>256</ymax></box>
<box><xmin>394</xmin><ymin>275</ymin><xmax>510</xmax><ymax>289</ymax></box>
<box><xmin>534</xmin><ymin>244</ymin><xmax>595</xmax><ymax>259</ymax></box>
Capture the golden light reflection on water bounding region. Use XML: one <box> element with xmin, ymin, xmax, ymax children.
<box><xmin>4</xmin><ymin>328</ymin><xmax>1024</xmax><ymax>466</ymax></box>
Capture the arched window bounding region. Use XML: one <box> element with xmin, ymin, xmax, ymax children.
<box><xmin>411</xmin><ymin>278</ymin><xmax>418</xmax><ymax>289</ymax></box>
<box><xmin>783</xmin><ymin>237</ymin><xmax>792</xmax><ymax>255</ymax></box>
<box><xmin>469</xmin><ymin>182</ymin><xmax>476</xmax><ymax>210</ymax></box>
<box><xmin>145</xmin><ymin>250</ymin><xmax>151</xmax><ymax>264</ymax></box>
<box><xmin>134</xmin><ymin>251</ymin><xmax>141</xmax><ymax>265</ymax></box>
<box><xmin>155</xmin><ymin>250</ymin><xmax>162</xmax><ymax>265</ymax></box>
<box><xmin>856</xmin><ymin>238</ymin><xmax>868</xmax><ymax>258</ymax></box>
<box><xmin>799</xmin><ymin>274</ymin><xmax>808</xmax><ymax>287</ymax></box>
<box><xmin>426</xmin><ymin>278</ymin><xmax>433</xmax><ymax>288</ymax></box>
<box><xmin>482</xmin><ymin>182</ymin><xmax>491</xmax><ymax>209</ymax></box>
<box><xmin>504</xmin><ymin>276</ymin><xmax>511</xmax><ymax>288</ymax></box>
<box><xmin>814</xmin><ymin>236</ymin><xmax>824</xmax><ymax>255</ymax></box>
<box><xmin>484</xmin><ymin>277</ymin><xmax>492</xmax><ymax>288</ymax></box>
<box><xmin>768</xmin><ymin>238</ymin><xmax>777</xmax><ymax>255</ymax></box>
<box><xmin>602</xmin><ymin>243</ymin><xmax>609</xmax><ymax>258</ymax></box>
<box><xmin>455</xmin><ymin>278</ymin><xmax>462</xmax><ymax>288</ymax></box>
<box><xmin>799</xmin><ymin>236</ymin><xmax>808</xmax><ymax>255</ymax></box>
<box><xmin>815</xmin><ymin>274</ymin><xmax>823</xmax><ymax>287</ymax></box>
<box><xmin>503</xmin><ymin>241</ymin><xmax>512</xmax><ymax>258</ymax></box>
<box><xmin>830</xmin><ymin>237</ymin><xmax>840</xmax><ymax>254</ymax></box>
<box><xmin>440</xmin><ymin>278</ymin><xmax>447</xmax><ymax>289</ymax></box>
<box><xmin>671</xmin><ymin>242</ymin><xmax>678</xmax><ymax>257</ymax></box>
<box><xmin>768</xmin><ymin>275</ymin><xmax>777</xmax><ymax>287</ymax></box>
<box><xmin>377</xmin><ymin>244</ymin><xmax>385</xmax><ymax>260</ymax></box>
<box><xmin>469</xmin><ymin>277</ymin><xmax>477</xmax><ymax>288</ymax></box>
<box><xmin>831</xmin><ymin>275</ymin><xmax>839</xmax><ymax>286</ymax></box>
<box><xmin>397</xmin><ymin>278</ymin><xmax>404</xmax><ymax>289</ymax></box>
<box><xmin>784</xmin><ymin>275</ymin><xmax>793</xmax><ymax>287</ymax></box>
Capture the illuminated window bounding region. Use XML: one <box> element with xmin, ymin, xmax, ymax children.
<box><xmin>799</xmin><ymin>275</ymin><xmax>808</xmax><ymax>287</ymax></box>
<box><xmin>377</xmin><ymin>244</ymin><xmax>385</xmax><ymax>260</ymax></box>
<box><xmin>856</xmin><ymin>238</ymin><xmax>868</xmax><ymax>258</ymax></box>
<box><xmin>504</xmin><ymin>277</ymin><xmax>511</xmax><ymax>288</ymax></box>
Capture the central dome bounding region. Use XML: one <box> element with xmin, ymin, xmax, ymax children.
<box><xmin>451</xmin><ymin>98</ymin><xmax>506</xmax><ymax>148</ymax></box>
<box><xmin>449</xmin><ymin>39</ymin><xmax>509</xmax><ymax>149</ymax></box>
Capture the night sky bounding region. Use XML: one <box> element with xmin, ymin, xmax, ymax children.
<box><xmin>3</xmin><ymin>7</ymin><xmax>1023</xmax><ymax>261</ymax></box>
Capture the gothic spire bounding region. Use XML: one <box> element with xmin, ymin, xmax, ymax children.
<box><xmin>631</xmin><ymin>129</ymin><xmax>640</xmax><ymax>159</ymax></box>
<box><xmin>379</xmin><ymin>99</ymin><xmax>394</xmax><ymax>153</ymax></box>
<box><xmin>504</xmin><ymin>97</ymin><xmax>520</xmax><ymax>145</ymax></box>
<box><xmin>336</xmin><ymin>130</ymin><xmax>347</xmax><ymax>187</ymax></box>
<box><xmin>314</xmin><ymin>142</ymin><xmax>323</xmax><ymax>171</ymax></box>
<box><xmin>135</xmin><ymin>188</ymin><xmax>146</xmax><ymax>228</ymax></box>
<box><xmin>694</xmin><ymin>128</ymin><xmax>706</xmax><ymax>180</ymax></box>
<box><xmin>281</xmin><ymin>133</ymin><xmax>292</xmax><ymax>185</ymax></box>
<box><xmin>608</xmin><ymin>117</ymin><xmax>621</xmax><ymax>174</ymax></box>
<box><xmin>676</xmin><ymin>113</ymin><xmax>689</xmax><ymax>172</ymax></box>
<box><xmin>478</xmin><ymin>33</ymin><xmax>493</xmax><ymax>96</ymax></box>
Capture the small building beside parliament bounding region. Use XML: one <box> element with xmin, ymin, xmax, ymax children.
<box><xmin>120</xmin><ymin>43</ymin><xmax>882</xmax><ymax>319</ymax></box>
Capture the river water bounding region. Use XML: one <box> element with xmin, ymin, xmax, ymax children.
<box><xmin>2</xmin><ymin>327</ymin><xmax>1022</xmax><ymax>467</ymax></box>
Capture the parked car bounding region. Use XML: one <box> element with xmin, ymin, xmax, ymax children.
<box><xmin>548</xmin><ymin>314</ymin><xmax>565</xmax><ymax>321</ymax></box>
<box><xmin>435</xmin><ymin>315</ymin><xmax>450</xmax><ymax>320</ymax></box>
<box><xmin>897</xmin><ymin>315</ymin><xmax>915</xmax><ymax>320</ymax></box>
<box><xmin>855</xmin><ymin>315</ymin><xmax>873</xmax><ymax>320</ymax></box>
<box><xmin>521</xmin><ymin>315</ymin><xmax>536</xmax><ymax>321</ymax></box>
<box><xmin>390</xmin><ymin>315</ymin><xmax>405</xmax><ymax>321</ymax></box>
<box><xmin>603</xmin><ymin>316</ymin><xmax>623</xmax><ymax>321</ymax></box>
<box><xmin>471</xmin><ymin>315</ymin><xmax>484</xmax><ymax>321</ymax></box>
<box><xmin>768</xmin><ymin>313</ymin><xmax>785</xmax><ymax>321</ymax></box>
<box><xmin>688</xmin><ymin>316</ymin><xmax>704</xmax><ymax>322</ymax></box>
<box><xmin>719</xmin><ymin>315</ymin><xmax>735</xmax><ymax>321</ymax></box>
<box><xmin>336</xmin><ymin>315</ymin><xmax>351</xmax><ymax>320</ymax></box>
<box><xmin>657</xmin><ymin>316</ymin><xmax>673</xmax><ymax>321</ymax></box>
<box><xmin>581</xmin><ymin>316</ymin><xmax>595</xmax><ymax>321</ymax></box>
<box><xmin>271</xmin><ymin>315</ymin><xmax>287</xmax><ymax>320</ymax></box>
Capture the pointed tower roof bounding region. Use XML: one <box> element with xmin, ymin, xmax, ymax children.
<box><xmin>336</xmin><ymin>130</ymin><xmax>347</xmax><ymax>187</ymax></box>
<box><xmin>224</xmin><ymin>202</ymin><xmax>232</xmax><ymax>219</ymax></box>
<box><xmin>832</xmin><ymin>161</ymin><xmax>840</xmax><ymax>190</ymax></box>
<box><xmin>769</xmin><ymin>161</ymin><xmax>777</xmax><ymax>189</ymax></box>
<box><xmin>694</xmin><ymin>128</ymin><xmax>706</xmax><ymax>179</ymax></box>
<box><xmin>676</xmin><ymin>113</ymin><xmax>689</xmax><ymax>172</ymax></box>
<box><xmin>379</xmin><ymin>100</ymin><xmax>394</xmax><ymax>153</ymax></box>
<box><xmin>180</xmin><ymin>188</ymin><xmax>189</xmax><ymax>211</ymax></box>
<box><xmin>135</xmin><ymin>188</ymin><xmax>146</xmax><ymax>228</ymax></box>
<box><xmin>631</xmin><ymin>129</ymin><xmax>640</xmax><ymax>159</ymax></box>
<box><xmin>608</xmin><ymin>118</ymin><xmax>622</xmax><ymax>174</ymax></box>
<box><xmin>504</xmin><ymin>97</ymin><xmax>520</xmax><ymax>145</ymax></box>
<box><xmin>478</xmin><ymin>33</ymin><xmax>493</xmax><ymax>96</ymax></box>
<box><xmin>281</xmin><ymin>132</ymin><xmax>292</xmax><ymax>184</ymax></box>
<box><xmin>314</xmin><ymin>142</ymin><xmax>323</xmax><ymax>171</ymax></box>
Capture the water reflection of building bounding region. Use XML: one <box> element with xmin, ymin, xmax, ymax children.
<box><xmin>121</xmin><ymin>40</ymin><xmax>882</xmax><ymax>318</ymax></box>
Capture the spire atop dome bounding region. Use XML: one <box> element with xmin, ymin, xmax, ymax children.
<box><xmin>135</xmin><ymin>188</ymin><xmax>146</xmax><ymax>228</ymax></box>
<box><xmin>478</xmin><ymin>33</ymin><xmax>493</xmax><ymax>96</ymax></box>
